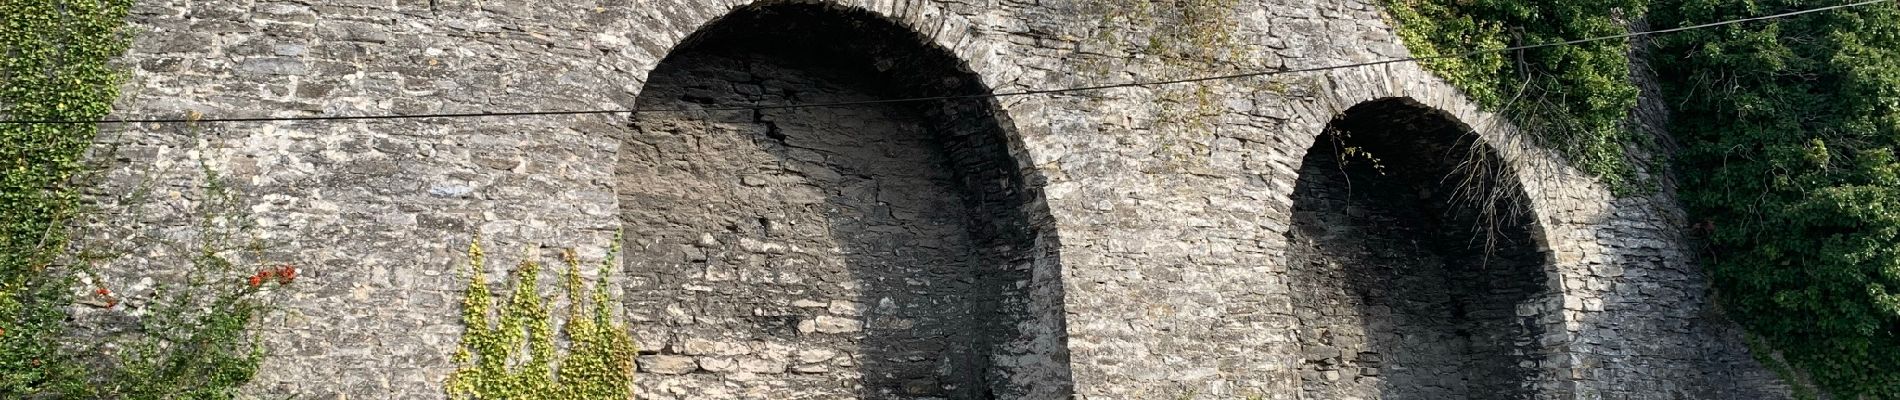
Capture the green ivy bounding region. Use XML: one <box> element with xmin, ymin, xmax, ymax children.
<box><xmin>1</xmin><ymin>1</ymin><xmax>284</xmax><ymax>397</ymax></box>
<box><xmin>1386</xmin><ymin>0</ymin><xmax>1648</xmax><ymax>192</ymax></box>
<box><xmin>1653</xmin><ymin>0</ymin><xmax>1900</xmax><ymax>396</ymax></box>
<box><xmin>448</xmin><ymin>238</ymin><xmax>638</xmax><ymax>400</ymax></box>
<box><xmin>0</xmin><ymin>0</ymin><xmax>136</xmax><ymax>395</ymax></box>
<box><xmin>1389</xmin><ymin>0</ymin><xmax>1900</xmax><ymax>395</ymax></box>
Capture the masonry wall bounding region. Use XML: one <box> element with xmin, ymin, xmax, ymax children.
<box><xmin>615</xmin><ymin>4</ymin><xmax>1065</xmax><ymax>398</ymax></box>
<box><xmin>92</xmin><ymin>0</ymin><xmax>1788</xmax><ymax>398</ymax></box>
<box><xmin>1286</xmin><ymin>98</ymin><xmax>1550</xmax><ymax>399</ymax></box>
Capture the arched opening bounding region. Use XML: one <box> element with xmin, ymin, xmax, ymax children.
<box><xmin>616</xmin><ymin>3</ymin><xmax>1070</xmax><ymax>399</ymax></box>
<box><xmin>1285</xmin><ymin>98</ymin><xmax>1550</xmax><ymax>399</ymax></box>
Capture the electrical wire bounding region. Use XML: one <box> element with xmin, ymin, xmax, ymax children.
<box><xmin>1</xmin><ymin>0</ymin><xmax>1889</xmax><ymax>125</ymax></box>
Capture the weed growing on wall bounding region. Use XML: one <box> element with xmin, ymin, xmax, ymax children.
<box><xmin>1385</xmin><ymin>0</ymin><xmax>1647</xmax><ymax>192</ymax></box>
<box><xmin>448</xmin><ymin>238</ymin><xmax>638</xmax><ymax>400</ymax></box>
<box><xmin>1653</xmin><ymin>0</ymin><xmax>1900</xmax><ymax>396</ymax></box>
<box><xmin>72</xmin><ymin>161</ymin><xmax>298</xmax><ymax>400</ymax></box>
<box><xmin>1083</xmin><ymin>0</ymin><xmax>1248</xmax><ymax>163</ymax></box>
<box><xmin>0</xmin><ymin>0</ymin><xmax>136</xmax><ymax>395</ymax></box>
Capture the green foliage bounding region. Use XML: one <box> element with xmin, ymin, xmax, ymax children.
<box><xmin>449</xmin><ymin>239</ymin><xmax>638</xmax><ymax>400</ymax></box>
<box><xmin>1386</xmin><ymin>0</ymin><xmax>1647</xmax><ymax>191</ymax></box>
<box><xmin>0</xmin><ymin>0</ymin><xmax>282</xmax><ymax>395</ymax></box>
<box><xmin>74</xmin><ymin>163</ymin><xmax>292</xmax><ymax>400</ymax></box>
<box><xmin>1652</xmin><ymin>0</ymin><xmax>1900</xmax><ymax>396</ymax></box>
<box><xmin>0</xmin><ymin>0</ymin><xmax>136</xmax><ymax>395</ymax></box>
<box><xmin>1391</xmin><ymin>0</ymin><xmax>1900</xmax><ymax>394</ymax></box>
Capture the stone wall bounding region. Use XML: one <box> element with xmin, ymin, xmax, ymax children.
<box><xmin>616</xmin><ymin>5</ymin><xmax>1065</xmax><ymax>398</ymax></box>
<box><xmin>1286</xmin><ymin>98</ymin><xmax>1550</xmax><ymax>399</ymax></box>
<box><xmin>91</xmin><ymin>0</ymin><xmax>1789</xmax><ymax>398</ymax></box>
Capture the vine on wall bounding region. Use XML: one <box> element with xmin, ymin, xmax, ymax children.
<box><xmin>1</xmin><ymin>0</ymin><xmax>136</xmax><ymax>395</ymax></box>
<box><xmin>1654</xmin><ymin>1</ymin><xmax>1900</xmax><ymax>397</ymax></box>
<box><xmin>75</xmin><ymin>161</ymin><xmax>298</xmax><ymax>400</ymax></box>
<box><xmin>1385</xmin><ymin>0</ymin><xmax>1647</xmax><ymax>192</ymax></box>
<box><xmin>2</xmin><ymin>0</ymin><xmax>294</xmax><ymax>396</ymax></box>
<box><xmin>1389</xmin><ymin>0</ymin><xmax>1900</xmax><ymax>396</ymax></box>
<box><xmin>448</xmin><ymin>238</ymin><xmax>638</xmax><ymax>400</ymax></box>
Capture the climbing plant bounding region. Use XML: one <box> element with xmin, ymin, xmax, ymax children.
<box><xmin>2</xmin><ymin>0</ymin><xmax>294</xmax><ymax>396</ymax></box>
<box><xmin>1386</xmin><ymin>0</ymin><xmax>1648</xmax><ymax>192</ymax></box>
<box><xmin>0</xmin><ymin>0</ymin><xmax>136</xmax><ymax>395</ymax></box>
<box><xmin>1390</xmin><ymin>0</ymin><xmax>1900</xmax><ymax>396</ymax></box>
<box><xmin>448</xmin><ymin>238</ymin><xmax>638</xmax><ymax>400</ymax></box>
<box><xmin>1653</xmin><ymin>0</ymin><xmax>1900</xmax><ymax>397</ymax></box>
<box><xmin>75</xmin><ymin>162</ymin><xmax>298</xmax><ymax>400</ymax></box>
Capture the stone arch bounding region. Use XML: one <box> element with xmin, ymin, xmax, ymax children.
<box><xmin>1284</xmin><ymin>97</ymin><xmax>1555</xmax><ymax>399</ymax></box>
<box><xmin>615</xmin><ymin>2</ymin><xmax>1072</xmax><ymax>399</ymax></box>
<box><xmin>623</xmin><ymin>0</ymin><xmax>1009</xmax><ymax>99</ymax></box>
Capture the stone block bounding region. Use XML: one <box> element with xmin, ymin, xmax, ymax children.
<box><xmin>639</xmin><ymin>355</ymin><xmax>697</xmax><ymax>375</ymax></box>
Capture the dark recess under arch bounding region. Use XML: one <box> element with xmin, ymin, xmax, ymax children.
<box><xmin>616</xmin><ymin>3</ymin><xmax>1070</xmax><ymax>399</ymax></box>
<box><xmin>1285</xmin><ymin>98</ymin><xmax>1552</xmax><ymax>399</ymax></box>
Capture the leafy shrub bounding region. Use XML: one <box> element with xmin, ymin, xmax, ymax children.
<box><xmin>1386</xmin><ymin>0</ymin><xmax>1647</xmax><ymax>191</ymax></box>
<box><xmin>1390</xmin><ymin>0</ymin><xmax>1900</xmax><ymax>395</ymax></box>
<box><xmin>1652</xmin><ymin>0</ymin><xmax>1900</xmax><ymax>396</ymax></box>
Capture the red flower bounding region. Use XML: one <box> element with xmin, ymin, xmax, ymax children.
<box><xmin>276</xmin><ymin>266</ymin><xmax>297</xmax><ymax>284</ymax></box>
<box><xmin>247</xmin><ymin>274</ymin><xmax>263</xmax><ymax>288</ymax></box>
<box><xmin>94</xmin><ymin>287</ymin><xmax>110</xmax><ymax>297</ymax></box>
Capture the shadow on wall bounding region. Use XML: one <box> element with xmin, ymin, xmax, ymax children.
<box><xmin>1284</xmin><ymin>98</ymin><xmax>1553</xmax><ymax>399</ymax></box>
<box><xmin>1561</xmin><ymin>177</ymin><xmax>1799</xmax><ymax>399</ymax></box>
<box><xmin>617</xmin><ymin>2</ymin><xmax>1071</xmax><ymax>399</ymax></box>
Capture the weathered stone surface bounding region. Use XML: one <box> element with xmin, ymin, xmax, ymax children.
<box><xmin>812</xmin><ymin>316</ymin><xmax>864</xmax><ymax>335</ymax></box>
<box><xmin>797</xmin><ymin>348</ymin><xmax>838</xmax><ymax>364</ymax></box>
<box><xmin>1287</xmin><ymin>98</ymin><xmax>1552</xmax><ymax>399</ymax></box>
<box><xmin>94</xmin><ymin>0</ymin><xmax>1792</xmax><ymax>399</ymax></box>
<box><xmin>641</xmin><ymin>355</ymin><xmax>699</xmax><ymax>375</ymax></box>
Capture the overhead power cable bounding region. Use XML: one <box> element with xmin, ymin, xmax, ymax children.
<box><xmin>1</xmin><ymin>0</ymin><xmax>1889</xmax><ymax>125</ymax></box>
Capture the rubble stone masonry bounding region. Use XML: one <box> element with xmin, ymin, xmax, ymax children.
<box><xmin>96</xmin><ymin>0</ymin><xmax>1789</xmax><ymax>398</ymax></box>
